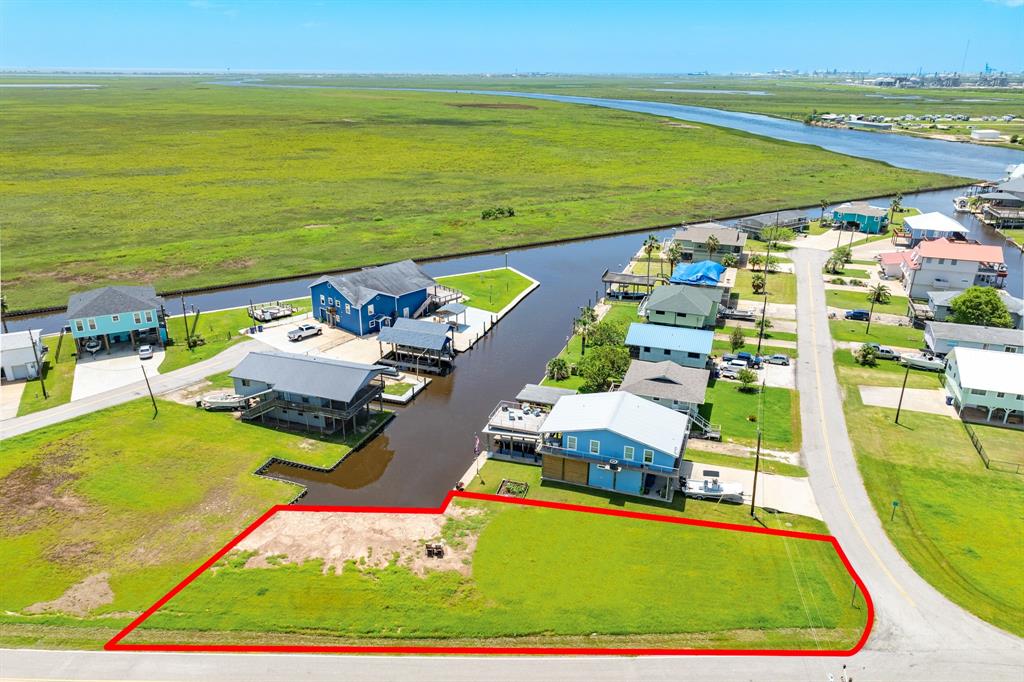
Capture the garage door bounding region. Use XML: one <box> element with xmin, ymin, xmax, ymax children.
<box><xmin>542</xmin><ymin>454</ymin><xmax>564</xmax><ymax>480</ymax></box>
<box><xmin>563</xmin><ymin>458</ymin><xmax>589</xmax><ymax>485</ymax></box>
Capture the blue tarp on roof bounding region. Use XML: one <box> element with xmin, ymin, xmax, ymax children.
<box><xmin>669</xmin><ymin>260</ymin><xmax>725</xmax><ymax>286</ymax></box>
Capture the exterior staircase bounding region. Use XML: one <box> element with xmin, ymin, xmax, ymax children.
<box><xmin>688</xmin><ymin>411</ymin><xmax>722</xmax><ymax>441</ymax></box>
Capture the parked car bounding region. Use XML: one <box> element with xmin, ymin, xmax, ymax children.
<box><xmin>900</xmin><ymin>353</ymin><xmax>944</xmax><ymax>371</ymax></box>
<box><xmin>845</xmin><ymin>309</ymin><xmax>871</xmax><ymax>321</ymax></box>
<box><xmin>84</xmin><ymin>338</ymin><xmax>102</xmax><ymax>354</ymax></box>
<box><xmin>287</xmin><ymin>324</ymin><xmax>322</xmax><ymax>341</ymax></box>
<box><xmin>138</xmin><ymin>344</ymin><xmax>154</xmax><ymax>360</ymax></box>
<box><xmin>719</xmin><ymin>359</ymin><xmax>749</xmax><ymax>379</ymax></box>
<box><xmin>736</xmin><ymin>352</ymin><xmax>763</xmax><ymax>368</ymax></box>
<box><xmin>765</xmin><ymin>353</ymin><xmax>790</xmax><ymax>366</ymax></box>
<box><xmin>867</xmin><ymin>343</ymin><xmax>900</xmax><ymax>361</ymax></box>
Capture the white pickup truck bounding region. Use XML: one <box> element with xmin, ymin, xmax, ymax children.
<box><xmin>287</xmin><ymin>324</ymin><xmax>322</xmax><ymax>341</ymax></box>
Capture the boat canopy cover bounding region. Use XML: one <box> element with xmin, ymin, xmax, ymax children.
<box><xmin>670</xmin><ymin>260</ymin><xmax>725</xmax><ymax>286</ymax></box>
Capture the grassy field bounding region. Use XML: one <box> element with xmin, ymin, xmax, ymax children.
<box><xmin>832</xmin><ymin>350</ymin><xmax>941</xmax><ymax>390</ymax></box>
<box><xmin>700</xmin><ymin>381</ymin><xmax>800</xmax><ymax>451</ymax></box>
<box><xmin>16</xmin><ymin>334</ymin><xmax>75</xmax><ymax>416</ymax></box>
<box><xmin>129</xmin><ymin>497</ymin><xmax>865</xmax><ymax>650</ymax></box>
<box><xmin>734</xmin><ymin>270</ymin><xmax>797</xmax><ymax>305</ymax></box>
<box><xmin>834</xmin><ymin>357</ymin><xmax>1024</xmax><ymax>637</ymax></box>
<box><xmin>435</xmin><ymin>268</ymin><xmax>533</xmax><ymax>313</ymax></box>
<box><xmin>0</xmin><ymin>399</ymin><xmax>388</xmax><ymax>649</ymax></box>
<box><xmin>0</xmin><ymin>77</ymin><xmax>960</xmax><ymax>311</ymax></box>
<box><xmin>829</xmin><ymin>320</ymin><xmax>924</xmax><ymax>349</ymax></box>
<box><xmin>711</xmin><ymin>339</ymin><xmax>796</xmax><ymax>359</ymax></box>
<box><xmin>541</xmin><ymin>301</ymin><xmax>643</xmax><ymax>391</ymax></box>
<box><xmin>159</xmin><ymin>297</ymin><xmax>309</xmax><ymax>373</ymax></box>
<box><xmin>824</xmin><ymin>268</ymin><xmax>870</xmax><ymax>280</ymax></box>
<box><xmin>825</xmin><ymin>289</ymin><xmax>909</xmax><ymax>316</ymax></box>
<box><xmin>686</xmin><ymin>449</ymin><xmax>808</xmax><ymax>478</ymax></box>
<box><xmin>720</xmin><ymin>326</ymin><xmax>797</xmax><ymax>343</ymax></box>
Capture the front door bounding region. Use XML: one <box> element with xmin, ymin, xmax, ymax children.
<box><xmin>403</xmin><ymin>307</ymin><xmax>410</xmax><ymax>318</ymax></box>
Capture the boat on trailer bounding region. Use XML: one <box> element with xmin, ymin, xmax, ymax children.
<box><xmin>682</xmin><ymin>476</ymin><xmax>744</xmax><ymax>503</ymax></box>
<box><xmin>197</xmin><ymin>393</ymin><xmax>250</xmax><ymax>411</ymax></box>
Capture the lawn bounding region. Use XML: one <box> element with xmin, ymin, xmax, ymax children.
<box><xmin>0</xmin><ymin>399</ymin><xmax>386</xmax><ymax>649</ymax></box>
<box><xmin>700</xmin><ymin>381</ymin><xmax>801</xmax><ymax>451</ymax></box>
<box><xmin>720</xmin><ymin>326</ymin><xmax>797</xmax><ymax>343</ymax></box>
<box><xmin>435</xmin><ymin>268</ymin><xmax>534</xmax><ymax>313</ymax></box>
<box><xmin>540</xmin><ymin>301</ymin><xmax>643</xmax><ymax>390</ymax></box>
<box><xmin>831</xmin><ymin>350</ymin><xmax>941</xmax><ymax>390</ymax></box>
<box><xmin>828</xmin><ymin>320</ymin><xmax>924</xmax><ymax>349</ymax></box>
<box><xmin>0</xmin><ymin>77</ymin><xmax>959</xmax><ymax>311</ymax></box>
<box><xmin>129</xmin><ymin>496</ymin><xmax>865</xmax><ymax>650</ymax></box>
<box><xmin>824</xmin><ymin>268</ymin><xmax>870</xmax><ymax>280</ymax></box>
<box><xmin>734</xmin><ymin>269</ymin><xmax>797</xmax><ymax>305</ymax></box>
<box><xmin>712</xmin><ymin>339</ymin><xmax>797</xmax><ymax>359</ymax></box>
<box><xmin>686</xmin><ymin>449</ymin><xmax>808</xmax><ymax>478</ymax></box>
<box><xmin>825</xmin><ymin>290</ymin><xmax>909</xmax><ymax>316</ymax></box>
<box><xmin>834</xmin><ymin>357</ymin><xmax>1024</xmax><ymax>637</ymax></box>
<box><xmin>159</xmin><ymin>297</ymin><xmax>309</xmax><ymax>373</ymax></box>
<box><xmin>16</xmin><ymin>334</ymin><xmax>75</xmax><ymax>416</ymax></box>
<box><xmin>382</xmin><ymin>381</ymin><xmax>415</xmax><ymax>396</ymax></box>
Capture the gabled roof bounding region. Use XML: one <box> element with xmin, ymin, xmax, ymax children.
<box><xmin>670</xmin><ymin>260</ymin><xmax>726</xmax><ymax>286</ymax></box>
<box><xmin>997</xmin><ymin>176</ymin><xmax>1024</xmax><ymax>197</ymax></box>
<box><xmin>914</xmin><ymin>238</ymin><xmax>1004</xmax><ymax>264</ymax></box>
<box><xmin>927</xmin><ymin>289</ymin><xmax>1024</xmax><ymax>315</ymax></box>
<box><xmin>516</xmin><ymin>383</ymin><xmax>577</xmax><ymax>407</ymax></box>
<box><xmin>310</xmin><ymin>260</ymin><xmax>435</xmax><ymax>308</ymax></box>
<box><xmin>736</xmin><ymin>209</ymin><xmax>808</xmax><ymax>228</ymax></box>
<box><xmin>644</xmin><ymin>284</ymin><xmax>716</xmax><ymax>316</ymax></box>
<box><xmin>948</xmin><ymin>347</ymin><xmax>1024</xmax><ymax>395</ymax></box>
<box><xmin>625</xmin><ymin>322</ymin><xmax>714</xmax><ymax>355</ymax></box>
<box><xmin>539</xmin><ymin>391</ymin><xmax>689</xmax><ymax>457</ymax></box>
<box><xmin>230</xmin><ymin>351</ymin><xmax>385</xmax><ymax>403</ymax></box>
<box><xmin>67</xmin><ymin>286</ymin><xmax>163</xmax><ymax>319</ymax></box>
<box><xmin>672</xmin><ymin>222</ymin><xmax>747</xmax><ymax>247</ymax></box>
<box><xmin>903</xmin><ymin>212</ymin><xmax>969</xmax><ymax>236</ymax></box>
<box><xmin>926</xmin><ymin>321</ymin><xmax>1023</xmax><ymax>347</ymax></box>
<box><xmin>834</xmin><ymin>201</ymin><xmax>888</xmax><ymax>218</ymax></box>
<box><xmin>377</xmin><ymin>317</ymin><xmax>452</xmax><ymax>351</ymax></box>
<box><xmin>619</xmin><ymin>360</ymin><xmax>710</xmax><ymax>405</ymax></box>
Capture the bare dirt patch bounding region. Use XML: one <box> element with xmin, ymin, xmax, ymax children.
<box><xmin>446</xmin><ymin>102</ymin><xmax>538</xmax><ymax>110</ymax></box>
<box><xmin>660</xmin><ymin>120</ymin><xmax>701</xmax><ymax>129</ymax></box>
<box><xmin>25</xmin><ymin>572</ymin><xmax>114</xmax><ymax>617</ymax></box>
<box><xmin>0</xmin><ymin>442</ymin><xmax>89</xmax><ymax>534</ymax></box>
<box><xmin>234</xmin><ymin>506</ymin><xmax>487</xmax><ymax>577</ymax></box>
<box><xmin>302</xmin><ymin>223</ymin><xmax>333</xmax><ymax>230</ymax></box>
<box><xmin>161</xmin><ymin>380</ymin><xmax>215</xmax><ymax>406</ymax></box>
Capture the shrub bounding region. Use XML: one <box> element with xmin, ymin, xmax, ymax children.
<box><xmin>481</xmin><ymin>206</ymin><xmax>515</xmax><ymax>221</ymax></box>
<box><xmin>729</xmin><ymin>327</ymin><xmax>746</xmax><ymax>352</ymax></box>
<box><xmin>737</xmin><ymin>368</ymin><xmax>759</xmax><ymax>392</ymax></box>
<box><xmin>855</xmin><ymin>343</ymin><xmax>877</xmax><ymax>367</ymax></box>
<box><xmin>831</xmin><ymin>277</ymin><xmax>847</xmax><ymax>285</ymax></box>
<box><xmin>546</xmin><ymin>357</ymin><xmax>570</xmax><ymax>381</ymax></box>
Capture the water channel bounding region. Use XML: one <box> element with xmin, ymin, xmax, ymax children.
<box><xmin>9</xmin><ymin>87</ymin><xmax>1023</xmax><ymax>507</ymax></box>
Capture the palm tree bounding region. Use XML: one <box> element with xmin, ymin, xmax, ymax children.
<box><xmin>705</xmin><ymin>234</ymin><xmax>721</xmax><ymax>262</ymax></box>
<box><xmin>665</xmin><ymin>241</ymin><xmax>685</xmax><ymax>275</ymax></box>
<box><xmin>575</xmin><ymin>305</ymin><xmax>598</xmax><ymax>357</ymax></box>
<box><xmin>749</xmin><ymin>253</ymin><xmax>764</xmax><ymax>271</ymax></box>
<box><xmin>824</xmin><ymin>255</ymin><xmax>844</xmax><ymax>274</ymax></box>
<box><xmin>865</xmin><ymin>283</ymin><xmax>891</xmax><ymax>334</ymax></box>
<box><xmin>889</xmin><ymin>192</ymin><xmax>903</xmax><ymax>225</ymax></box>
<box><xmin>642</xmin><ymin>234</ymin><xmax>661</xmax><ymax>291</ymax></box>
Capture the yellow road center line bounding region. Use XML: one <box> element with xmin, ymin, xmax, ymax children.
<box><xmin>804</xmin><ymin>261</ymin><xmax>915</xmax><ymax>607</ymax></box>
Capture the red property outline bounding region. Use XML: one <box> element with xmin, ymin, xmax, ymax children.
<box><xmin>106</xmin><ymin>491</ymin><xmax>874</xmax><ymax>656</ymax></box>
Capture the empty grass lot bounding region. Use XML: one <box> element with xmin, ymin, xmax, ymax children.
<box><xmin>541</xmin><ymin>301</ymin><xmax>643</xmax><ymax>391</ymax></box>
<box><xmin>0</xmin><ymin>78</ymin><xmax>958</xmax><ymax>311</ymax></box>
<box><xmin>824</xmin><ymin>268</ymin><xmax>870</xmax><ymax>280</ymax></box>
<box><xmin>711</xmin><ymin>339</ymin><xmax>797</xmax><ymax>359</ymax></box>
<box><xmin>825</xmin><ymin>290</ymin><xmax>909</xmax><ymax>316</ymax></box>
<box><xmin>734</xmin><ymin>270</ymin><xmax>797</xmax><ymax>305</ymax></box>
<box><xmin>720</xmin><ymin>326</ymin><xmax>798</xmax><ymax>343</ymax></box>
<box><xmin>829</xmin><ymin>320</ymin><xmax>924</xmax><ymax>349</ymax></box>
<box><xmin>435</xmin><ymin>268</ymin><xmax>534</xmax><ymax>313</ymax></box>
<box><xmin>701</xmin><ymin>381</ymin><xmax>800</xmax><ymax>451</ymax></box>
<box><xmin>130</xmin><ymin>498</ymin><xmax>865</xmax><ymax>650</ymax></box>
<box><xmin>686</xmin><ymin>449</ymin><xmax>808</xmax><ymax>478</ymax></box>
<box><xmin>16</xmin><ymin>334</ymin><xmax>75</xmax><ymax>416</ymax></box>
<box><xmin>834</xmin><ymin>357</ymin><xmax>1024</xmax><ymax>637</ymax></box>
<box><xmin>0</xmin><ymin>399</ymin><xmax>384</xmax><ymax>649</ymax></box>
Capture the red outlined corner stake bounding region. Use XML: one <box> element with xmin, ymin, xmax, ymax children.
<box><xmin>106</xmin><ymin>491</ymin><xmax>874</xmax><ymax>656</ymax></box>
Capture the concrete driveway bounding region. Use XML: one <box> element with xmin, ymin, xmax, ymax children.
<box><xmin>859</xmin><ymin>386</ymin><xmax>959</xmax><ymax>418</ymax></box>
<box><xmin>0</xmin><ymin>381</ymin><xmax>26</xmax><ymax>420</ymax></box>
<box><xmin>71</xmin><ymin>346</ymin><xmax>165</xmax><ymax>401</ymax></box>
<box><xmin>685</xmin><ymin>459</ymin><xmax>822</xmax><ymax>520</ymax></box>
<box><xmin>246</xmin><ymin>320</ymin><xmax>354</xmax><ymax>355</ymax></box>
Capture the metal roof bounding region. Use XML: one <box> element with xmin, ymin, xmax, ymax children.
<box><xmin>736</xmin><ymin>209</ymin><xmax>808</xmax><ymax>228</ymax></box>
<box><xmin>672</xmin><ymin>223</ymin><xmax>747</xmax><ymax>247</ymax></box>
<box><xmin>540</xmin><ymin>391</ymin><xmax>689</xmax><ymax>457</ymax></box>
<box><xmin>377</xmin><ymin>317</ymin><xmax>452</xmax><ymax>351</ymax></box>
<box><xmin>515</xmin><ymin>383</ymin><xmax>577</xmax><ymax>406</ymax></box>
<box><xmin>601</xmin><ymin>269</ymin><xmax>652</xmax><ymax>286</ymax></box>
<box><xmin>436</xmin><ymin>302</ymin><xmax>468</xmax><ymax>315</ymax></box>
<box><xmin>625</xmin><ymin>322</ymin><xmax>713</xmax><ymax>355</ymax></box>
<box><xmin>644</xmin><ymin>284</ymin><xmax>716</xmax><ymax>316</ymax></box>
<box><xmin>619</xmin><ymin>360</ymin><xmax>710</xmax><ymax>405</ymax></box>
<box><xmin>926</xmin><ymin>321</ymin><xmax>1024</xmax><ymax>347</ymax></box>
<box><xmin>0</xmin><ymin>329</ymin><xmax>43</xmax><ymax>352</ymax></box>
<box><xmin>903</xmin><ymin>212</ymin><xmax>969</xmax><ymax>235</ymax></box>
<box><xmin>978</xmin><ymin>192</ymin><xmax>1022</xmax><ymax>201</ymax></box>
<box><xmin>927</xmin><ymin>290</ymin><xmax>1024</xmax><ymax>315</ymax></box>
<box><xmin>834</xmin><ymin>201</ymin><xmax>889</xmax><ymax>217</ymax></box>
<box><xmin>948</xmin><ymin>347</ymin><xmax>1024</xmax><ymax>395</ymax></box>
<box><xmin>67</xmin><ymin>286</ymin><xmax>163</xmax><ymax>319</ymax></box>
<box><xmin>309</xmin><ymin>260</ymin><xmax>436</xmax><ymax>308</ymax></box>
<box><xmin>230</xmin><ymin>351</ymin><xmax>384</xmax><ymax>403</ymax></box>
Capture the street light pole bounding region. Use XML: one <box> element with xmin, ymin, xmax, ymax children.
<box><xmin>895</xmin><ymin>363</ymin><xmax>911</xmax><ymax>424</ymax></box>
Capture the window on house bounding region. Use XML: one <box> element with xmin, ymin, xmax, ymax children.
<box><xmin>623</xmin><ymin>446</ymin><xmax>635</xmax><ymax>461</ymax></box>
<box><xmin>320</xmin><ymin>294</ymin><xmax>326</xmax><ymax>305</ymax></box>
<box><xmin>588</xmin><ymin>440</ymin><xmax>601</xmax><ymax>455</ymax></box>
<box><xmin>145</xmin><ymin>311</ymin><xmax>153</xmax><ymax>323</ymax></box>
<box><xmin>75</xmin><ymin>320</ymin><xmax>84</xmax><ymax>332</ymax></box>
<box><xmin>327</xmin><ymin>297</ymin><xmax>333</xmax><ymax>306</ymax></box>
<box><xmin>938</xmin><ymin>258</ymin><xmax>945</xmax><ymax>264</ymax></box>
<box><xmin>970</xmin><ymin>388</ymin><xmax>986</xmax><ymax>396</ymax></box>
<box><xmin>664</xmin><ymin>349</ymin><xmax>671</xmax><ymax>356</ymax></box>
<box><xmin>644</xmin><ymin>346</ymin><xmax>651</xmax><ymax>353</ymax></box>
<box><xmin>1006</xmin><ymin>347</ymin><xmax>1018</xmax><ymax>353</ymax></box>
<box><xmin>87</xmin><ymin>318</ymin><xmax>97</xmax><ymax>330</ymax></box>
<box><xmin>566</xmin><ymin>435</ymin><xmax>577</xmax><ymax>450</ymax></box>
<box><xmin>687</xmin><ymin>351</ymin><xmax>700</xmax><ymax>358</ymax></box>
<box><xmin>134</xmin><ymin>312</ymin><xmax>141</xmax><ymax>324</ymax></box>
<box><xmin>345</xmin><ymin>304</ymin><xmax>351</xmax><ymax>314</ymax></box>
<box><xmin>950</xmin><ymin>259</ymin><xmax>957</xmax><ymax>265</ymax></box>
<box><xmin>241</xmin><ymin>379</ymin><xmax>251</xmax><ymax>387</ymax></box>
<box><xmin>367</xmin><ymin>304</ymin><xmax>375</xmax><ymax>316</ymax></box>
<box><xmin>643</xmin><ymin>449</ymin><xmax>654</xmax><ymax>464</ymax></box>
<box><xmin>111</xmin><ymin>315</ymin><xmax>120</xmax><ymax>323</ymax></box>
<box><xmin>997</xmin><ymin>392</ymin><xmax>1005</xmax><ymax>398</ymax></box>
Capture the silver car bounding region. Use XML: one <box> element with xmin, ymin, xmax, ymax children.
<box><xmin>138</xmin><ymin>344</ymin><xmax>154</xmax><ymax>360</ymax></box>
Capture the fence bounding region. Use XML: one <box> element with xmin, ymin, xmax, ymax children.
<box><xmin>962</xmin><ymin>421</ymin><xmax>1023</xmax><ymax>475</ymax></box>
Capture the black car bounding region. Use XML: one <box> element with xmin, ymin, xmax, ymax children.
<box><xmin>844</xmin><ymin>309</ymin><xmax>870</xmax><ymax>321</ymax></box>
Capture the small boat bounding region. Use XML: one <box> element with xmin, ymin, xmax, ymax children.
<box><xmin>952</xmin><ymin>196</ymin><xmax>971</xmax><ymax>213</ymax></box>
<box><xmin>899</xmin><ymin>354</ymin><xmax>945</xmax><ymax>372</ymax></box>
<box><xmin>683</xmin><ymin>477</ymin><xmax>744</xmax><ymax>503</ymax></box>
<box><xmin>198</xmin><ymin>393</ymin><xmax>249</xmax><ymax>411</ymax></box>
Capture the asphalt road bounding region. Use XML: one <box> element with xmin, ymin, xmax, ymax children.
<box><xmin>2</xmin><ymin>247</ymin><xmax>1021</xmax><ymax>681</ymax></box>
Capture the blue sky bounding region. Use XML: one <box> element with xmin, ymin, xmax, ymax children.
<box><xmin>1</xmin><ymin>0</ymin><xmax>1022</xmax><ymax>73</ymax></box>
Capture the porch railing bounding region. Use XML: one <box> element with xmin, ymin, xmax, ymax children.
<box><xmin>537</xmin><ymin>441</ymin><xmax>679</xmax><ymax>476</ymax></box>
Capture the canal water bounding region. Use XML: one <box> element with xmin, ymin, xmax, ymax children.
<box><xmin>9</xmin><ymin>86</ymin><xmax>1023</xmax><ymax>507</ymax></box>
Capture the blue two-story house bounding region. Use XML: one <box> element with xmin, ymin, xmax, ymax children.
<box><xmin>66</xmin><ymin>285</ymin><xmax>166</xmax><ymax>355</ymax></box>
<box><xmin>625</xmin><ymin>322</ymin><xmax>713</xmax><ymax>369</ymax></box>
<box><xmin>538</xmin><ymin>391</ymin><xmax>690</xmax><ymax>501</ymax></box>
<box><xmin>309</xmin><ymin>260</ymin><xmax>437</xmax><ymax>336</ymax></box>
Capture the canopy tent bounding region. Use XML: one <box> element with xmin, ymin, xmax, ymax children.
<box><xmin>669</xmin><ymin>260</ymin><xmax>725</xmax><ymax>286</ymax></box>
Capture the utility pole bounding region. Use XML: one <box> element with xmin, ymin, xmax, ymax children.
<box><xmin>750</xmin><ymin>427</ymin><xmax>762</xmax><ymax>518</ymax></box>
<box><xmin>180</xmin><ymin>295</ymin><xmax>191</xmax><ymax>347</ymax></box>
<box><xmin>141</xmin><ymin>364</ymin><xmax>158</xmax><ymax>418</ymax></box>
<box><xmin>757</xmin><ymin>238</ymin><xmax>772</xmax><ymax>355</ymax></box>
<box><xmin>895</xmin><ymin>363</ymin><xmax>911</xmax><ymax>424</ymax></box>
<box><xmin>28</xmin><ymin>329</ymin><xmax>47</xmax><ymax>399</ymax></box>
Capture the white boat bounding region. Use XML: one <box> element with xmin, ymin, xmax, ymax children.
<box><xmin>952</xmin><ymin>196</ymin><xmax>971</xmax><ymax>213</ymax></box>
<box><xmin>899</xmin><ymin>353</ymin><xmax>945</xmax><ymax>372</ymax></box>
<box><xmin>198</xmin><ymin>392</ymin><xmax>249</xmax><ymax>411</ymax></box>
<box><xmin>683</xmin><ymin>477</ymin><xmax>744</xmax><ymax>503</ymax></box>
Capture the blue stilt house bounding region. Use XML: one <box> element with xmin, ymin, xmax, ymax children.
<box><xmin>310</xmin><ymin>260</ymin><xmax>437</xmax><ymax>336</ymax></box>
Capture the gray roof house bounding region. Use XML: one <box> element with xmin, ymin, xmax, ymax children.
<box><xmin>672</xmin><ymin>223</ymin><xmax>747</xmax><ymax>264</ymax></box>
<box><xmin>640</xmin><ymin>284</ymin><xmax>720</xmax><ymax>329</ymax></box>
<box><xmin>928</xmin><ymin>290</ymin><xmax>1024</xmax><ymax>329</ymax></box>
<box><xmin>310</xmin><ymin>260</ymin><xmax>436</xmax><ymax>309</ymax></box>
<box><xmin>66</xmin><ymin>285</ymin><xmax>167</xmax><ymax>350</ymax></box>
<box><xmin>618</xmin><ymin>360</ymin><xmax>710</xmax><ymax>415</ymax></box>
<box><xmin>735</xmin><ymin>209</ymin><xmax>810</xmax><ymax>237</ymax></box>
<box><xmin>230</xmin><ymin>351</ymin><xmax>386</xmax><ymax>434</ymax></box>
<box><xmin>67</xmin><ymin>285</ymin><xmax>164</xmax><ymax>320</ymax></box>
<box><xmin>924</xmin><ymin>321</ymin><xmax>1024</xmax><ymax>357</ymax></box>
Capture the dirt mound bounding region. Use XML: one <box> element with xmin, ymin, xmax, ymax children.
<box><xmin>25</xmin><ymin>572</ymin><xmax>114</xmax><ymax>616</ymax></box>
